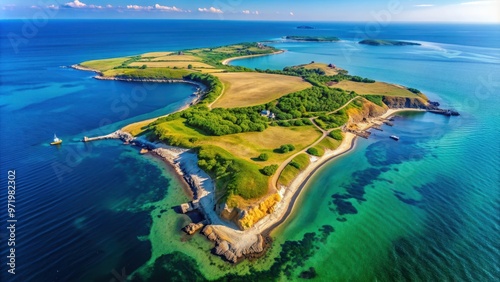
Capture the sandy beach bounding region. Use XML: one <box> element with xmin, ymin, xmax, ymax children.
<box><xmin>221</xmin><ymin>50</ymin><xmax>285</xmax><ymax>66</ymax></box>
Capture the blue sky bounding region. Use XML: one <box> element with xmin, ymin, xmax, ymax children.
<box><xmin>1</xmin><ymin>0</ymin><xmax>498</xmax><ymax>22</ymax></box>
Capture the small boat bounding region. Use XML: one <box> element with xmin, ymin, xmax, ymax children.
<box><xmin>50</xmin><ymin>134</ymin><xmax>63</xmax><ymax>145</ymax></box>
<box><xmin>390</xmin><ymin>135</ymin><xmax>400</xmax><ymax>141</ymax></box>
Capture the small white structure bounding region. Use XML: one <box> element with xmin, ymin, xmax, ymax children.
<box><xmin>260</xmin><ymin>110</ymin><xmax>275</xmax><ymax>119</ymax></box>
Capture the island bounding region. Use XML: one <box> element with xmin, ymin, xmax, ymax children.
<box><xmin>296</xmin><ymin>25</ymin><xmax>314</xmax><ymax>29</ymax></box>
<box><xmin>74</xmin><ymin>42</ymin><xmax>454</xmax><ymax>263</ymax></box>
<box><xmin>285</xmin><ymin>35</ymin><xmax>340</xmax><ymax>42</ymax></box>
<box><xmin>359</xmin><ymin>39</ymin><xmax>421</xmax><ymax>46</ymax></box>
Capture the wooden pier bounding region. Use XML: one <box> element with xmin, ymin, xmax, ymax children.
<box><xmin>347</xmin><ymin>129</ymin><xmax>371</xmax><ymax>139</ymax></box>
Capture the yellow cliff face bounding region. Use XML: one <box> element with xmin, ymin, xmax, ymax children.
<box><xmin>347</xmin><ymin>99</ymin><xmax>388</xmax><ymax>123</ymax></box>
<box><xmin>237</xmin><ymin>193</ymin><xmax>282</xmax><ymax>230</ymax></box>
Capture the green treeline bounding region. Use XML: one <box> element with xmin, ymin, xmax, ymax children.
<box><xmin>315</xmin><ymin>110</ymin><xmax>349</xmax><ymax>129</ymax></box>
<box><xmin>115</xmin><ymin>68</ymin><xmax>191</xmax><ymax>80</ymax></box>
<box><xmin>181</xmin><ymin>106</ymin><xmax>268</xmax><ymax>136</ymax></box>
<box><xmin>256</xmin><ymin>66</ymin><xmax>374</xmax><ymax>85</ymax></box>
<box><xmin>270</xmin><ymin>87</ymin><xmax>356</xmax><ymax>120</ymax></box>
<box><xmin>256</xmin><ymin>66</ymin><xmax>326</xmax><ymax>77</ymax></box>
<box><xmin>183</xmin><ymin>73</ymin><xmax>223</xmax><ymax>104</ymax></box>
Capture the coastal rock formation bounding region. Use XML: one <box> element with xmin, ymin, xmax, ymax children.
<box><xmin>183</xmin><ymin>221</ymin><xmax>206</xmax><ymax>235</ymax></box>
<box><xmin>382</xmin><ymin>96</ymin><xmax>432</xmax><ymax>109</ymax></box>
<box><xmin>236</xmin><ymin>193</ymin><xmax>282</xmax><ymax>230</ymax></box>
<box><xmin>202</xmin><ymin>226</ymin><xmax>265</xmax><ymax>263</ymax></box>
<box><xmin>215</xmin><ymin>193</ymin><xmax>281</xmax><ymax>231</ymax></box>
<box><xmin>347</xmin><ymin>99</ymin><xmax>388</xmax><ymax>123</ymax></box>
<box><xmin>219</xmin><ymin>203</ymin><xmax>238</xmax><ymax>221</ymax></box>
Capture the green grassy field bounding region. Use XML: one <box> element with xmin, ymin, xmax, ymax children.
<box><xmin>333</xmin><ymin>81</ymin><xmax>425</xmax><ymax>98</ymax></box>
<box><xmin>129</xmin><ymin>61</ymin><xmax>215</xmax><ymax>69</ymax></box>
<box><xmin>299</xmin><ymin>62</ymin><xmax>340</xmax><ymax>75</ymax></box>
<box><xmin>80</xmin><ymin>57</ymin><xmax>130</xmax><ymax>71</ymax></box>
<box><xmin>154</xmin><ymin>118</ymin><xmax>322</xmax><ymax>165</ymax></box>
<box><xmin>317</xmin><ymin>136</ymin><xmax>342</xmax><ymax>151</ymax></box>
<box><xmin>140</xmin><ymin>52</ymin><xmax>173</xmax><ymax>57</ymax></box>
<box><xmin>101</xmin><ymin>68</ymin><xmax>192</xmax><ymax>79</ymax></box>
<box><xmin>278</xmin><ymin>153</ymin><xmax>311</xmax><ymax>187</ymax></box>
<box><xmin>147</xmin><ymin>54</ymin><xmax>201</xmax><ymax>61</ymax></box>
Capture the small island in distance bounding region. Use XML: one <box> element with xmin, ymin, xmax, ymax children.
<box><xmin>285</xmin><ymin>35</ymin><xmax>340</xmax><ymax>42</ymax></box>
<box><xmin>359</xmin><ymin>39</ymin><xmax>421</xmax><ymax>46</ymax></box>
<box><xmin>297</xmin><ymin>25</ymin><xmax>315</xmax><ymax>29</ymax></box>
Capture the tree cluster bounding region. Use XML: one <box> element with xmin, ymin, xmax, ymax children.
<box><xmin>278</xmin><ymin>144</ymin><xmax>296</xmax><ymax>153</ymax></box>
<box><xmin>181</xmin><ymin>106</ymin><xmax>268</xmax><ymax>136</ymax></box>
<box><xmin>329</xmin><ymin>129</ymin><xmax>343</xmax><ymax>141</ymax></box>
<box><xmin>407</xmin><ymin>87</ymin><xmax>421</xmax><ymax>94</ymax></box>
<box><xmin>183</xmin><ymin>73</ymin><xmax>223</xmax><ymax>104</ymax></box>
<box><xmin>270</xmin><ymin>86</ymin><xmax>356</xmax><ymax>120</ymax></box>
<box><xmin>261</xmin><ymin>164</ymin><xmax>279</xmax><ymax>176</ymax></box>
<box><xmin>350</xmin><ymin>76</ymin><xmax>375</xmax><ymax>83</ymax></box>
<box><xmin>315</xmin><ymin>110</ymin><xmax>349</xmax><ymax>129</ymax></box>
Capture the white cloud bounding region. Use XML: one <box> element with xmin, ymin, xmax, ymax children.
<box><xmin>127</xmin><ymin>5</ymin><xmax>153</xmax><ymax>11</ymax></box>
<box><xmin>48</xmin><ymin>4</ymin><xmax>59</xmax><ymax>9</ymax></box>
<box><xmin>155</xmin><ymin>4</ymin><xmax>184</xmax><ymax>12</ymax></box>
<box><xmin>290</xmin><ymin>12</ymin><xmax>294</xmax><ymax>16</ymax></box>
<box><xmin>64</xmin><ymin>0</ymin><xmax>86</xmax><ymax>8</ymax></box>
<box><xmin>460</xmin><ymin>0</ymin><xmax>494</xmax><ymax>5</ymax></box>
<box><xmin>414</xmin><ymin>4</ymin><xmax>434</xmax><ymax>7</ymax></box>
<box><xmin>242</xmin><ymin>10</ymin><xmax>259</xmax><ymax>15</ymax></box>
<box><xmin>62</xmin><ymin>0</ymin><xmax>108</xmax><ymax>9</ymax></box>
<box><xmin>106</xmin><ymin>4</ymin><xmax>112</xmax><ymax>8</ymax></box>
<box><xmin>198</xmin><ymin>7</ymin><xmax>223</xmax><ymax>14</ymax></box>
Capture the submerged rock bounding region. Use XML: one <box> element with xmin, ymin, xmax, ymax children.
<box><xmin>183</xmin><ymin>222</ymin><xmax>205</xmax><ymax>235</ymax></box>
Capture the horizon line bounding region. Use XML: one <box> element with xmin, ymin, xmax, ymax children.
<box><xmin>1</xmin><ymin>18</ymin><xmax>498</xmax><ymax>24</ymax></box>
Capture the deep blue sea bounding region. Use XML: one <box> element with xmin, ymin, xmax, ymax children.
<box><xmin>0</xmin><ymin>20</ymin><xmax>499</xmax><ymax>281</ymax></box>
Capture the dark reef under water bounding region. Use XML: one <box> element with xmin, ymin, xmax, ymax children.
<box><xmin>132</xmin><ymin>225</ymin><xmax>335</xmax><ymax>282</ymax></box>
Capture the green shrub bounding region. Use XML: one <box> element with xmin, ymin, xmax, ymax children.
<box><xmin>258</xmin><ymin>153</ymin><xmax>269</xmax><ymax>161</ymax></box>
<box><xmin>279</xmin><ymin>144</ymin><xmax>295</xmax><ymax>153</ymax></box>
<box><xmin>261</xmin><ymin>165</ymin><xmax>278</xmax><ymax>176</ymax></box>
<box><xmin>364</xmin><ymin>95</ymin><xmax>384</xmax><ymax>107</ymax></box>
<box><xmin>307</xmin><ymin>147</ymin><xmax>322</xmax><ymax>157</ymax></box>
<box><xmin>407</xmin><ymin>87</ymin><xmax>421</xmax><ymax>94</ymax></box>
<box><xmin>329</xmin><ymin>130</ymin><xmax>343</xmax><ymax>141</ymax></box>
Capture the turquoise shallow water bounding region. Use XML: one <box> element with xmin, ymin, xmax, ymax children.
<box><xmin>232</xmin><ymin>40</ymin><xmax>500</xmax><ymax>281</ymax></box>
<box><xmin>0</xmin><ymin>20</ymin><xmax>499</xmax><ymax>281</ymax></box>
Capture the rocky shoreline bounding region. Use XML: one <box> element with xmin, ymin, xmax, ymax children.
<box><xmin>83</xmin><ymin>130</ymin><xmax>267</xmax><ymax>263</ymax></box>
